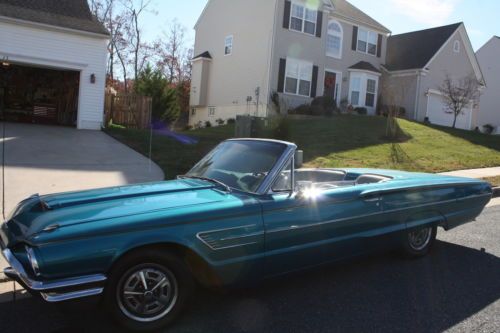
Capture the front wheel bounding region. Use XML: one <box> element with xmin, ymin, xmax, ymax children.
<box><xmin>104</xmin><ymin>250</ymin><xmax>194</xmax><ymax>331</ymax></box>
<box><xmin>402</xmin><ymin>225</ymin><xmax>437</xmax><ymax>258</ymax></box>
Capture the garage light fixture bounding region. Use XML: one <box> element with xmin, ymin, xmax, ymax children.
<box><xmin>90</xmin><ymin>73</ymin><xmax>96</xmax><ymax>84</ymax></box>
<box><xmin>1</xmin><ymin>62</ymin><xmax>9</xmax><ymax>67</ymax></box>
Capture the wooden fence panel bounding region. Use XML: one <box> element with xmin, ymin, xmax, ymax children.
<box><xmin>104</xmin><ymin>93</ymin><xmax>152</xmax><ymax>129</ymax></box>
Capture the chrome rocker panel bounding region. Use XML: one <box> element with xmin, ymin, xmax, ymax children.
<box><xmin>2</xmin><ymin>248</ymin><xmax>106</xmax><ymax>302</ymax></box>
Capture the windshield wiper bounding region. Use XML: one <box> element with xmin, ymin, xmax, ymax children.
<box><xmin>178</xmin><ymin>175</ymin><xmax>232</xmax><ymax>193</ymax></box>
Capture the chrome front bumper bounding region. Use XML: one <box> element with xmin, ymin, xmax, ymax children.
<box><xmin>2</xmin><ymin>248</ymin><xmax>107</xmax><ymax>302</ymax></box>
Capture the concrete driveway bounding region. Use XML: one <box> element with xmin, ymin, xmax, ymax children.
<box><xmin>0</xmin><ymin>122</ymin><xmax>164</xmax><ymax>270</ymax></box>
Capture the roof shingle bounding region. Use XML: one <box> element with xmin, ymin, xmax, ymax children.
<box><xmin>349</xmin><ymin>61</ymin><xmax>380</xmax><ymax>73</ymax></box>
<box><xmin>0</xmin><ymin>0</ymin><xmax>109</xmax><ymax>36</ymax></box>
<box><xmin>385</xmin><ymin>23</ymin><xmax>461</xmax><ymax>71</ymax></box>
<box><xmin>331</xmin><ymin>0</ymin><xmax>390</xmax><ymax>33</ymax></box>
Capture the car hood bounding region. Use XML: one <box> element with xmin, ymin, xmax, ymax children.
<box><xmin>1</xmin><ymin>179</ymin><xmax>235</xmax><ymax>246</ymax></box>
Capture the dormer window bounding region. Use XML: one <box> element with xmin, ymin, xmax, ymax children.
<box><xmin>290</xmin><ymin>3</ymin><xmax>317</xmax><ymax>36</ymax></box>
<box><xmin>326</xmin><ymin>20</ymin><xmax>343</xmax><ymax>58</ymax></box>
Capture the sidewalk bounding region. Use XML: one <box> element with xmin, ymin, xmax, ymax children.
<box><xmin>440</xmin><ymin>166</ymin><xmax>500</xmax><ymax>178</ymax></box>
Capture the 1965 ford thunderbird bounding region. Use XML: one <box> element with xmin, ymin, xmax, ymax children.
<box><xmin>1</xmin><ymin>139</ymin><xmax>493</xmax><ymax>331</ymax></box>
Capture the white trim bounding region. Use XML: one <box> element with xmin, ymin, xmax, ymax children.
<box><xmin>326</xmin><ymin>19</ymin><xmax>343</xmax><ymax>59</ymax></box>
<box><xmin>414</xmin><ymin>73</ymin><xmax>422</xmax><ymax>120</ymax></box>
<box><xmin>194</xmin><ymin>0</ymin><xmax>213</xmax><ymax>29</ymax></box>
<box><xmin>0</xmin><ymin>15</ymin><xmax>109</xmax><ymax>39</ymax></box>
<box><xmin>381</xmin><ymin>66</ymin><xmax>429</xmax><ymax>76</ymax></box>
<box><xmin>0</xmin><ymin>51</ymin><xmax>88</xmax><ymax>70</ymax></box>
<box><xmin>284</xmin><ymin>57</ymin><xmax>314</xmax><ymax>97</ymax></box>
<box><xmin>191</xmin><ymin>56</ymin><xmax>212</xmax><ymax>63</ymax></box>
<box><xmin>348</xmin><ymin>72</ymin><xmax>379</xmax><ymax>111</ymax></box>
<box><xmin>324</xmin><ymin>69</ymin><xmax>342</xmax><ymax>104</ymax></box>
<box><xmin>347</xmin><ymin>68</ymin><xmax>381</xmax><ymax>77</ymax></box>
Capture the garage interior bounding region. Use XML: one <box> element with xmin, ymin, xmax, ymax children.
<box><xmin>0</xmin><ymin>62</ymin><xmax>80</xmax><ymax>126</ymax></box>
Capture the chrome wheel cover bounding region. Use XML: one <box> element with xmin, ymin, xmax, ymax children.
<box><xmin>408</xmin><ymin>227</ymin><xmax>432</xmax><ymax>251</ymax></box>
<box><xmin>117</xmin><ymin>265</ymin><xmax>178</xmax><ymax>322</ymax></box>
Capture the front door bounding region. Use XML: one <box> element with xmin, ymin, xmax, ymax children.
<box><xmin>324</xmin><ymin>71</ymin><xmax>337</xmax><ymax>101</ymax></box>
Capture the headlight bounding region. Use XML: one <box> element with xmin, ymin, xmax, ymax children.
<box><xmin>25</xmin><ymin>246</ymin><xmax>41</xmax><ymax>277</ymax></box>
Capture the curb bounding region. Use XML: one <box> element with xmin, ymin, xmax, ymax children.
<box><xmin>493</xmin><ymin>187</ymin><xmax>500</xmax><ymax>198</ymax></box>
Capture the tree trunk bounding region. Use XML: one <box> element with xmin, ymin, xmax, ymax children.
<box><xmin>452</xmin><ymin>112</ymin><xmax>458</xmax><ymax>128</ymax></box>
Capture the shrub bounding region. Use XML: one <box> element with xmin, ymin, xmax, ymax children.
<box><xmin>310</xmin><ymin>105</ymin><xmax>325</xmax><ymax>116</ymax></box>
<box><xmin>215</xmin><ymin>118</ymin><xmax>225</xmax><ymax>126</ymax></box>
<box><xmin>184</xmin><ymin>124</ymin><xmax>193</xmax><ymax>131</ymax></box>
<box><xmin>483</xmin><ymin>124</ymin><xmax>495</xmax><ymax>134</ymax></box>
<box><xmin>355</xmin><ymin>107</ymin><xmax>367</xmax><ymax>115</ymax></box>
<box><xmin>292</xmin><ymin>104</ymin><xmax>313</xmax><ymax>115</ymax></box>
<box><xmin>227</xmin><ymin>118</ymin><xmax>236</xmax><ymax>124</ymax></box>
<box><xmin>272</xmin><ymin>116</ymin><xmax>291</xmax><ymax>141</ymax></box>
<box><xmin>205</xmin><ymin>120</ymin><xmax>212</xmax><ymax>128</ymax></box>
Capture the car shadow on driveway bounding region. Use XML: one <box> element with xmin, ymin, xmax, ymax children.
<box><xmin>1</xmin><ymin>240</ymin><xmax>499</xmax><ymax>333</ymax></box>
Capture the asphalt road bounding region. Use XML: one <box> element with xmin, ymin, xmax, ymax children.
<box><xmin>1</xmin><ymin>206</ymin><xmax>499</xmax><ymax>333</ymax></box>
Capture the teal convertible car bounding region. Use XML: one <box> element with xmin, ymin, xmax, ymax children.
<box><xmin>1</xmin><ymin>139</ymin><xmax>493</xmax><ymax>331</ymax></box>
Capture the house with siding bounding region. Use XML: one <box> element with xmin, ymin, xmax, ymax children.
<box><xmin>476</xmin><ymin>36</ymin><xmax>500</xmax><ymax>134</ymax></box>
<box><xmin>0</xmin><ymin>0</ymin><xmax>109</xmax><ymax>130</ymax></box>
<box><xmin>383</xmin><ymin>23</ymin><xmax>484</xmax><ymax>130</ymax></box>
<box><xmin>189</xmin><ymin>0</ymin><xmax>484</xmax><ymax>130</ymax></box>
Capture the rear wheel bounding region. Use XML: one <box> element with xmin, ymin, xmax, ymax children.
<box><xmin>104</xmin><ymin>250</ymin><xmax>194</xmax><ymax>331</ymax></box>
<box><xmin>402</xmin><ymin>225</ymin><xmax>437</xmax><ymax>258</ymax></box>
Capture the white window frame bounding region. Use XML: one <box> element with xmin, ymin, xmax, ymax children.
<box><xmin>453</xmin><ymin>40</ymin><xmax>460</xmax><ymax>53</ymax></box>
<box><xmin>348</xmin><ymin>72</ymin><xmax>379</xmax><ymax>109</ymax></box>
<box><xmin>326</xmin><ymin>19</ymin><xmax>343</xmax><ymax>59</ymax></box>
<box><xmin>357</xmin><ymin>27</ymin><xmax>378</xmax><ymax>56</ymax></box>
<box><xmin>224</xmin><ymin>35</ymin><xmax>233</xmax><ymax>56</ymax></box>
<box><xmin>284</xmin><ymin>58</ymin><xmax>313</xmax><ymax>97</ymax></box>
<box><xmin>289</xmin><ymin>2</ymin><xmax>317</xmax><ymax>36</ymax></box>
<box><xmin>208</xmin><ymin>107</ymin><xmax>216</xmax><ymax>116</ymax></box>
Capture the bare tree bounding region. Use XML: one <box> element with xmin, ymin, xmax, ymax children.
<box><xmin>156</xmin><ymin>20</ymin><xmax>189</xmax><ymax>83</ymax></box>
<box><xmin>438</xmin><ymin>74</ymin><xmax>480</xmax><ymax>128</ymax></box>
<box><xmin>121</xmin><ymin>0</ymin><xmax>154</xmax><ymax>87</ymax></box>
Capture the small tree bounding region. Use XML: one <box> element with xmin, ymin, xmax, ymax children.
<box><xmin>438</xmin><ymin>74</ymin><xmax>480</xmax><ymax>129</ymax></box>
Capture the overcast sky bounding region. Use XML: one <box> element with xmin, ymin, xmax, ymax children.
<box><xmin>142</xmin><ymin>0</ymin><xmax>499</xmax><ymax>52</ymax></box>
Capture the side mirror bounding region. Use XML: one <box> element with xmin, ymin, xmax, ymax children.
<box><xmin>295</xmin><ymin>150</ymin><xmax>303</xmax><ymax>169</ymax></box>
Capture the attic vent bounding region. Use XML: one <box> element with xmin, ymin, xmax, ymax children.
<box><xmin>453</xmin><ymin>40</ymin><xmax>460</xmax><ymax>53</ymax></box>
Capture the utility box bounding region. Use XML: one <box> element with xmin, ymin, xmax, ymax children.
<box><xmin>235</xmin><ymin>115</ymin><xmax>266</xmax><ymax>137</ymax></box>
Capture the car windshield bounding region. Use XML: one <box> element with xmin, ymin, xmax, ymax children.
<box><xmin>186</xmin><ymin>140</ymin><xmax>287</xmax><ymax>193</ymax></box>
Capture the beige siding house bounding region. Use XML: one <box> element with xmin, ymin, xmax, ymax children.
<box><xmin>190</xmin><ymin>1</ymin><xmax>484</xmax><ymax>131</ymax></box>
<box><xmin>383</xmin><ymin>23</ymin><xmax>484</xmax><ymax>130</ymax></box>
<box><xmin>190</xmin><ymin>0</ymin><xmax>390</xmax><ymax>125</ymax></box>
<box><xmin>476</xmin><ymin>36</ymin><xmax>500</xmax><ymax>134</ymax></box>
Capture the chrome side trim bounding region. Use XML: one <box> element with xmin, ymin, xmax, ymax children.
<box><xmin>2</xmin><ymin>248</ymin><xmax>106</xmax><ymax>291</ymax></box>
<box><xmin>266</xmin><ymin>193</ymin><xmax>490</xmax><ymax>235</ymax></box>
<box><xmin>196</xmin><ymin>224</ymin><xmax>263</xmax><ymax>251</ymax></box>
<box><xmin>41</xmin><ymin>288</ymin><xmax>104</xmax><ymax>302</ymax></box>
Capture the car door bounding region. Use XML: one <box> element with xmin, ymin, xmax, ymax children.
<box><xmin>260</xmin><ymin>183</ymin><xmax>384</xmax><ymax>277</ymax></box>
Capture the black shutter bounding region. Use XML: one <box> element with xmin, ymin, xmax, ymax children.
<box><xmin>377</xmin><ymin>34</ymin><xmax>383</xmax><ymax>57</ymax></box>
<box><xmin>316</xmin><ymin>11</ymin><xmax>323</xmax><ymax>38</ymax></box>
<box><xmin>283</xmin><ymin>1</ymin><xmax>291</xmax><ymax>29</ymax></box>
<box><xmin>311</xmin><ymin>65</ymin><xmax>319</xmax><ymax>98</ymax></box>
<box><xmin>278</xmin><ymin>58</ymin><xmax>286</xmax><ymax>93</ymax></box>
<box><xmin>352</xmin><ymin>26</ymin><xmax>358</xmax><ymax>51</ymax></box>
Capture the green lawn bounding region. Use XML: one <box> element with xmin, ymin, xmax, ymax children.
<box><xmin>105</xmin><ymin>115</ymin><xmax>500</xmax><ymax>179</ymax></box>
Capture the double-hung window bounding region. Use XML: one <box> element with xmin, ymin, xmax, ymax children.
<box><xmin>285</xmin><ymin>58</ymin><xmax>313</xmax><ymax>97</ymax></box>
<box><xmin>290</xmin><ymin>3</ymin><xmax>317</xmax><ymax>35</ymax></box>
<box><xmin>224</xmin><ymin>35</ymin><xmax>233</xmax><ymax>55</ymax></box>
<box><xmin>357</xmin><ymin>28</ymin><xmax>377</xmax><ymax>56</ymax></box>
<box><xmin>350</xmin><ymin>76</ymin><xmax>361</xmax><ymax>105</ymax></box>
<box><xmin>365</xmin><ymin>79</ymin><xmax>376</xmax><ymax>107</ymax></box>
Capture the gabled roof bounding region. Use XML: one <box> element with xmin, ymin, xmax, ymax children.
<box><xmin>330</xmin><ymin>0</ymin><xmax>390</xmax><ymax>34</ymax></box>
<box><xmin>349</xmin><ymin>61</ymin><xmax>381</xmax><ymax>73</ymax></box>
<box><xmin>0</xmin><ymin>0</ymin><xmax>109</xmax><ymax>36</ymax></box>
<box><xmin>385</xmin><ymin>23</ymin><xmax>461</xmax><ymax>71</ymax></box>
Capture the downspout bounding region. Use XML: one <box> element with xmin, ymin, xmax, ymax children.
<box><xmin>413</xmin><ymin>71</ymin><xmax>422</xmax><ymax>121</ymax></box>
<box><xmin>265</xmin><ymin>0</ymin><xmax>279</xmax><ymax>117</ymax></box>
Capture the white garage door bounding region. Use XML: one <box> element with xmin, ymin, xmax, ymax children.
<box><xmin>426</xmin><ymin>92</ymin><xmax>472</xmax><ymax>130</ymax></box>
